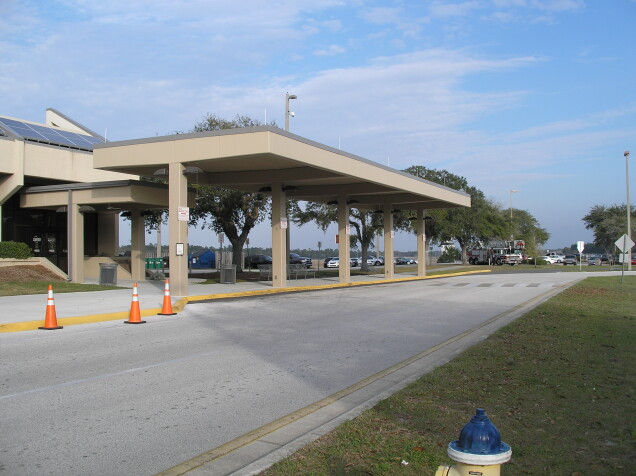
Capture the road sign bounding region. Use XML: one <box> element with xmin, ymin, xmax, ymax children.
<box><xmin>577</xmin><ymin>241</ymin><xmax>585</xmax><ymax>253</ymax></box>
<box><xmin>615</xmin><ymin>234</ymin><xmax>635</xmax><ymax>253</ymax></box>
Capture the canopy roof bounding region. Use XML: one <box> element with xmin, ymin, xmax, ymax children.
<box><xmin>20</xmin><ymin>180</ymin><xmax>195</xmax><ymax>211</ymax></box>
<box><xmin>93</xmin><ymin>126</ymin><xmax>470</xmax><ymax>210</ymax></box>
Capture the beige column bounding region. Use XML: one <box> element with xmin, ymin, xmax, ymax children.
<box><xmin>130</xmin><ymin>210</ymin><xmax>145</xmax><ymax>282</ymax></box>
<box><xmin>416</xmin><ymin>209</ymin><xmax>426</xmax><ymax>277</ymax></box>
<box><xmin>0</xmin><ymin>140</ymin><xmax>25</xmax><ymax>240</ymax></box>
<box><xmin>337</xmin><ymin>196</ymin><xmax>351</xmax><ymax>283</ymax></box>
<box><xmin>271</xmin><ymin>183</ymin><xmax>287</xmax><ymax>287</ymax></box>
<box><xmin>69</xmin><ymin>201</ymin><xmax>84</xmax><ymax>283</ymax></box>
<box><xmin>168</xmin><ymin>162</ymin><xmax>189</xmax><ymax>296</ymax></box>
<box><xmin>384</xmin><ymin>205</ymin><xmax>394</xmax><ymax>279</ymax></box>
<box><xmin>97</xmin><ymin>212</ymin><xmax>119</xmax><ymax>257</ymax></box>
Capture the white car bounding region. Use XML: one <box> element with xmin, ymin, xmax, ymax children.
<box><xmin>327</xmin><ymin>257</ymin><xmax>358</xmax><ymax>268</ymax></box>
<box><xmin>541</xmin><ymin>255</ymin><xmax>559</xmax><ymax>264</ymax></box>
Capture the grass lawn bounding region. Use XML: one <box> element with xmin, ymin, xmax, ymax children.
<box><xmin>0</xmin><ymin>282</ymin><xmax>121</xmax><ymax>297</ymax></box>
<box><xmin>261</xmin><ymin>276</ymin><xmax>636</xmax><ymax>475</ymax></box>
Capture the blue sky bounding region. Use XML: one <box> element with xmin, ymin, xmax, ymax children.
<box><xmin>2</xmin><ymin>0</ymin><xmax>635</xmax><ymax>252</ymax></box>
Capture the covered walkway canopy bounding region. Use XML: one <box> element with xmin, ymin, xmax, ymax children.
<box><xmin>20</xmin><ymin>180</ymin><xmax>195</xmax><ymax>283</ymax></box>
<box><xmin>94</xmin><ymin>127</ymin><xmax>470</xmax><ymax>296</ymax></box>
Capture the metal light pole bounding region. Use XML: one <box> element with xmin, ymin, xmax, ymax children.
<box><xmin>509</xmin><ymin>189</ymin><xmax>518</xmax><ymax>240</ymax></box>
<box><xmin>284</xmin><ymin>93</ymin><xmax>297</xmax><ymax>267</ymax></box>
<box><xmin>285</xmin><ymin>92</ymin><xmax>297</xmax><ymax>132</ymax></box>
<box><xmin>625</xmin><ymin>151</ymin><xmax>632</xmax><ymax>271</ymax></box>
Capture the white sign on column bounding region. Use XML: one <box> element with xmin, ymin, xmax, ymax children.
<box><xmin>178</xmin><ymin>206</ymin><xmax>190</xmax><ymax>222</ymax></box>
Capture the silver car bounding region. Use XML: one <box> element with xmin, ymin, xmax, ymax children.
<box><xmin>562</xmin><ymin>255</ymin><xmax>577</xmax><ymax>265</ymax></box>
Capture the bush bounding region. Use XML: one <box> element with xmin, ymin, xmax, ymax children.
<box><xmin>437</xmin><ymin>247</ymin><xmax>461</xmax><ymax>263</ymax></box>
<box><xmin>0</xmin><ymin>241</ymin><xmax>33</xmax><ymax>259</ymax></box>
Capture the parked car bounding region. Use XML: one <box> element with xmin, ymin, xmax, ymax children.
<box><xmin>562</xmin><ymin>254</ymin><xmax>577</xmax><ymax>265</ymax></box>
<box><xmin>244</xmin><ymin>254</ymin><xmax>272</xmax><ymax>269</ymax></box>
<box><xmin>289</xmin><ymin>253</ymin><xmax>303</xmax><ymax>264</ymax></box>
<box><xmin>394</xmin><ymin>257</ymin><xmax>409</xmax><ymax>265</ymax></box>
<box><xmin>324</xmin><ymin>257</ymin><xmax>337</xmax><ymax>268</ymax></box>
<box><xmin>541</xmin><ymin>255</ymin><xmax>559</xmax><ymax>264</ymax></box>
<box><xmin>545</xmin><ymin>252</ymin><xmax>565</xmax><ymax>263</ymax></box>
<box><xmin>632</xmin><ymin>255</ymin><xmax>636</xmax><ymax>265</ymax></box>
<box><xmin>587</xmin><ymin>256</ymin><xmax>600</xmax><ymax>266</ymax></box>
<box><xmin>299</xmin><ymin>256</ymin><xmax>312</xmax><ymax>268</ymax></box>
<box><xmin>325</xmin><ymin>257</ymin><xmax>358</xmax><ymax>268</ymax></box>
<box><xmin>367</xmin><ymin>257</ymin><xmax>384</xmax><ymax>266</ymax></box>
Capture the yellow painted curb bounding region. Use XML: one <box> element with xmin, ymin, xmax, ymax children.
<box><xmin>0</xmin><ymin>306</ymin><xmax>163</xmax><ymax>333</ymax></box>
<box><xmin>187</xmin><ymin>269</ymin><xmax>490</xmax><ymax>303</ymax></box>
<box><xmin>0</xmin><ymin>270</ymin><xmax>490</xmax><ymax>333</ymax></box>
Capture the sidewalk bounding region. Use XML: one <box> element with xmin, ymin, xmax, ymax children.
<box><xmin>0</xmin><ymin>268</ymin><xmax>477</xmax><ymax>332</ymax></box>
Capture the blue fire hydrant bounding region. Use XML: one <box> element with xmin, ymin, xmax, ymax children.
<box><xmin>435</xmin><ymin>408</ymin><xmax>512</xmax><ymax>476</ymax></box>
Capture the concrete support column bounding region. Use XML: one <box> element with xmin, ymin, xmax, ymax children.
<box><xmin>384</xmin><ymin>205</ymin><xmax>394</xmax><ymax>279</ymax></box>
<box><xmin>337</xmin><ymin>196</ymin><xmax>351</xmax><ymax>283</ymax></box>
<box><xmin>69</xmin><ymin>201</ymin><xmax>84</xmax><ymax>283</ymax></box>
<box><xmin>271</xmin><ymin>183</ymin><xmax>287</xmax><ymax>287</ymax></box>
<box><xmin>168</xmin><ymin>162</ymin><xmax>189</xmax><ymax>296</ymax></box>
<box><xmin>97</xmin><ymin>212</ymin><xmax>119</xmax><ymax>257</ymax></box>
<box><xmin>130</xmin><ymin>210</ymin><xmax>145</xmax><ymax>282</ymax></box>
<box><xmin>416</xmin><ymin>209</ymin><xmax>426</xmax><ymax>277</ymax></box>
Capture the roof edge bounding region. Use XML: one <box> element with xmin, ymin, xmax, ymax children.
<box><xmin>46</xmin><ymin>108</ymin><xmax>105</xmax><ymax>140</ymax></box>
<box><xmin>94</xmin><ymin>126</ymin><xmax>469</xmax><ymax>198</ymax></box>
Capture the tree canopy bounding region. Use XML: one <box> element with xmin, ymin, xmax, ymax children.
<box><xmin>290</xmin><ymin>202</ymin><xmax>383</xmax><ymax>271</ymax></box>
<box><xmin>582</xmin><ymin>204</ymin><xmax>635</xmax><ymax>255</ymax></box>
<box><xmin>188</xmin><ymin>114</ymin><xmax>276</xmax><ymax>270</ymax></box>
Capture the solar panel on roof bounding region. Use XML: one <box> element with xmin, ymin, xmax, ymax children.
<box><xmin>0</xmin><ymin>117</ymin><xmax>104</xmax><ymax>151</ymax></box>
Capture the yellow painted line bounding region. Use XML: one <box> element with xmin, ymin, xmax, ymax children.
<box><xmin>0</xmin><ymin>270</ymin><xmax>489</xmax><ymax>333</ymax></box>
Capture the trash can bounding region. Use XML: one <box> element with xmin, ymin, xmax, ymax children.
<box><xmin>145</xmin><ymin>258</ymin><xmax>151</xmax><ymax>269</ymax></box>
<box><xmin>99</xmin><ymin>262</ymin><xmax>118</xmax><ymax>286</ymax></box>
<box><xmin>220</xmin><ymin>264</ymin><xmax>236</xmax><ymax>284</ymax></box>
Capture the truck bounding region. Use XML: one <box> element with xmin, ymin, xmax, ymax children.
<box><xmin>468</xmin><ymin>240</ymin><xmax>525</xmax><ymax>266</ymax></box>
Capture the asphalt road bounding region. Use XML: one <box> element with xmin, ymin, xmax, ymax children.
<box><xmin>0</xmin><ymin>271</ymin><xmax>588</xmax><ymax>475</ymax></box>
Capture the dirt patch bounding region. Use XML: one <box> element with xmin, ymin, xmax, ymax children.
<box><xmin>566</xmin><ymin>287</ymin><xmax>609</xmax><ymax>297</ymax></box>
<box><xmin>0</xmin><ymin>266</ymin><xmax>66</xmax><ymax>283</ymax></box>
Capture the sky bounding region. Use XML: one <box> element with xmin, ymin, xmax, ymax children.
<box><xmin>2</xmin><ymin>0</ymin><xmax>635</xmax><ymax>253</ymax></box>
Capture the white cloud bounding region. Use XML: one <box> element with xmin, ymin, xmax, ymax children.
<box><xmin>313</xmin><ymin>44</ymin><xmax>346</xmax><ymax>56</ymax></box>
<box><xmin>429</xmin><ymin>1</ymin><xmax>482</xmax><ymax>18</ymax></box>
<box><xmin>361</xmin><ymin>7</ymin><xmax>404</xmax><ymax>24</ymax></box>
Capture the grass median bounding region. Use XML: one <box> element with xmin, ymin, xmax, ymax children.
<box><xmin>261</xmin><ymin>276</ymin><xmax>636</xmax><ymax>475</ymax></box>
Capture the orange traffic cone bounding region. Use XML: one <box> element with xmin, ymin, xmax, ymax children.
<box><xmin>39</xmin><ymin>284</ymin><xmax>63</xmax><ymax>330</ymax></box>
<box><xmin>157</xmin><ymin>279</ymin><xmax>176</xmax><ymax>316</ymax></box>
<box><xmin>124</xmin><ymin>283</ymin><xmax>146</xmax><ymax>324</ymax></box>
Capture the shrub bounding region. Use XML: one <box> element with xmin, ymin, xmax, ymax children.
<box><xmin>437</xmin><ymin>246</ymin><xmax>461</xmax><ymax>263</ymax></box>
<box><xmin>0</xmin><ymin>241</ymin><xmax>33</xmax><ymax>259</ymax></box>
